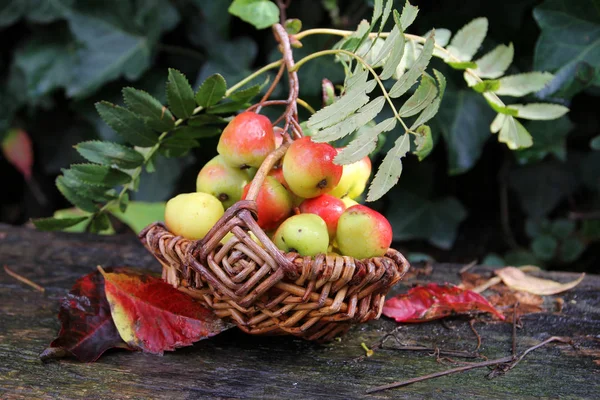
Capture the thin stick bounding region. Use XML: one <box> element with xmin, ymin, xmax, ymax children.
<box><xmin>3</xmin><ymin>265</ymin><xmax>45</xmax><ymax>292</ymax></box>
<box><xmin>508</xmin><ymin>336</ymin><xmax>573</xmax><ymax>372</ymax></box>
<box><xmin>512</xmin><ymin>302</ymin><xmax>519</xmax><ymax>357</ymax></box>
<box><xmin>469</xmin><ymin>319</ymin><xmax>482</xmax><ymax>352</ymax></box>
<box><xmin>459</xmin><ymin>260</ymin><xmax>478</xmax><ymax>274</ymax></box>
<box><xmin>256</xmin><ymin>63</ymin><xmax>286</xmax><ymax>113</ymax></box>
<box><xmin>247</xmin><ymin>99</ymin><xmax>289</xmax><ymax>112</ymax></box>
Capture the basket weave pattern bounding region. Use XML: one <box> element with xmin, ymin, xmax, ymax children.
<box><xmin>139</xmin><ymin>198</ymin><xmax>410</xmax><ymax>341</ymax></box>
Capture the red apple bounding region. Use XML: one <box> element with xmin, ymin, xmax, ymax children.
<box><xmin>336</xmin><ymin>204</ymin><xmax>392</xmax><ymax>259</ymax></box>
<box><xmin>242</xmin><ymin>176</ymin><xmax>292</xmax><ymax>230</ymax></box>
<box><xmin>299</xmin><ymin>194</ymin><xmax>346</xmax><ymax>238</ymax></box>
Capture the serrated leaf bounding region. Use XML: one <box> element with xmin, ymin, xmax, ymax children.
<box><xmin>447</xmin><ymin>61</ymin><xmax>478</xmax><ymax>70</ymax></box>
<box><xmin>89</xmin><ymin>212</ymin><xmax>112</xmax><ymax>233</ymax></box>
<box><xmin>205</xmin><ymin>100</ymin><xmax>251</xmax><ymax>114</ymax></box>
<box><xmin>372</xmin><ymin>24</ymin><xmax>400</xmax><ymax>67</ymax></box>
<box><xmin>495</xmin><ymin>72</ymin><xmax>554</xmax><ymax>96</ymax></box>
<box><xmin>166</xmin><ymin>68</ymin><xmax>196</xmax><ymax>119</ymax></box>
<box><xmin>335</xmin><ymin>118</ymin><xmax>397</xmax><ymax>165</ymax></box>
<box><xmin>69</xmin><ymin>164</ymin><xmax>131</xmax><ymax>187</ymax></box>
<box><xmin>389</xmin><ymin>34</ymin><xmax>434</xmax><ymax>98</ymax></box>
<box><xmin>122</xmin><ymin>88</ymin><xmax>175</xmax><ymax>132</ymax></box>
<box><xmin>399</xmin><ymin>0</ymin><xmax>418</xmax><ymax>30</ymax></box>
<box><xmin>379</xmin><ymin>0</ymin><xmax>394</xmax><ymax>33</ymax></box>
<box><xmin>510</xmin><ymin>103</ymin><xmax>569</xmax><ymax>120</ymax></box>
<box><xmin>171</xmin><ymin>125</ymin><xmax>221</xmax><ymax>139</ymax></box>
<box><xmin>414</xmin><ymin>125</ymin><xmax>433</xmax><ymax>161</ymax></box>
<box><xmin>61</xmin><ymin>170</ymin><xmax>117</xmax><ymax>202</ymax></box>
<box><xmin>76</xmin><ymin>141</ymin><xmax>145</xmax><ymax>169</ymax></box>
<box><xmin>398</xmin><ymin>74</ymin><xmax>437</xmax><ymax>117</ymax></box>
<box><xmin>95</xmin><ymin>102</ymin><xmax>159</xmax><ymax>147</ymax></box>
<box><xmin>446</xmin><ymin>17</ymin><xmax>488</xmax><ymax>62</ymax></box>
<box><xmin>463</xmin><ymin>72</ymin><xmax>479</xmax><ymax>87</ymax></box>
<box><xmin>499</xmin><ymin>116</ymin><xmax>533</xmax><ymax>150</ymax></box>
<box><xmin>367</xmin><ymin>133</ymin><xmax>411</xmax><ymax>201</ymax></box>
<box><xmin>195</xmin><ymin>74</ymin><xmax>227</xmax><ymax>108</ymax></box>
<box><xmin>188</xmin><ymin>115</ymin><xmax>228</xmax><ymax>126</ymax></box>
<box><xmin>483</xmin><ymin>92</ymin><xmax>519</xmax><ymax>116</ymax></box>
<box><xmin>379</xmin><ymin>25</ymin><xmax>405</xmax><ymax>80</ymax></box>
<box><xmin>473</xmin><ymin>43</ymin><xmax>514</xmax><ymax>79</ymax></box>
<box><xmin>312</xmin><ymin>97</ymin><xmax>386</xmax><ymax>142</ymax></box>
<box><xmin>33</xmin><ymin>216</ymin><xmax>91</xmax><ymax>231</ymax></box>
<box><xmin>411</xmin><ymin>69</ymin><xmax>446</xmax><ymax>130</ymax></box>
<box><xmin>56</xmin><ymin>176</ymin><xmax>98</xmax><ymax>213</ymax></box>
<box><xmin>472</xmin><ymin>80</ymin><xmax>501</xmax><ymax>93</ymax></box>
<box><xmin>229</xmin><ymin>84</ymin><xmax>261</xmax><ymax>103</ymax></box>
<box><xmin>308</xmin><ymin>78</ymin><xmax>377</xmax><ymax>130</ymax></box>
<box><xmin>372</xmin><ymin>0</ymin><xmax>383</xmax><ymax>25</ymax></box>
<box><xmin>490</xmin><ymin>113</ymin><xmax>506</xmax><ymax>134</ymax></box>
<box><xmin>228</xmin><ymin>0</ymin><xmax>279</xmax><ymax>30</ymax></box>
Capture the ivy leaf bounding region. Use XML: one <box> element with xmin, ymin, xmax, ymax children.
<box><xmin>122</xmin><ymin>88</ymin><xmax>175</xmax><ymax>132</ymax></box>
<box><xmin>499</xmin><ymin>116</ymin><xmax>533</xmax><ymax>150</ymax></box>
<box><xmin>399</xmin><ymin>0</ymin><xmax>418</xmax><ymax>30</ymax></box>
<box><xmin>389</xmin><ymin>33</ymin><xmax>434</xmax><ymax>98</ymax></box>
<box><xmin>495</xmin><ymin>72</ymin><xmax>554</xmax><ymax>96</ymax></box>
<box><xmin>446</xmin><ymin>17</ymin><xmax>488</xmax><ymax>61</ymax></box>
<box><xmin>367</xmin><ymin>134</ymin><xmax>411</xmax><ymax>201</ymax></box>
<box><xmin>335</xmin><ymin>118</ymin><xmax>397</xmax><ymax>165</ymax></box>
<box><xmin>398</xmin><ymin>74</ymin><xmax>437</xmax><ymax>117</ymax></box>
<box><xmin>100</xmin><ymin>268</ymin><xmax>230</xmax><ymax>354</ymax></box>
<box><xmin>510</xmin><ymin>103</ymin><xmax>569</xmax><ymax>120</ymax></box>
<box><xmin>516</xmin><ymin>117</ymin><xmax>573</xmax><ymax>164</ymax></box>
<box><xmin>228</xmin><ymin>0</ymin><xmax>279</xmax><ymax>30</ymax></box>
<box><xmin>473</xmin><ymin>43</ymin><xmax>514</xmax><ymax>79</ymax></box>
<box><xmin>33</xmin><ymin>216</ymin><xmax>91</xmax><ymax>231</ymax></box>
<box><xmin>411</xmin><ymin>69</ymin><xmax>446</xmax><ymax>130</ymax></box>
<box><xmin>68</xmin><ymin>164</ymin><xmax>132</xmax><ymax>187</ymax></box>
<box><xmin>195</xmin><ymin>73</ymin><xmax>227</xmax><ymax>108</ymax></box>
<box><xmin>414</xmin><ymin>125</ymin><xmax>433</xmax><ymax>161</ymax></box>
<box><xmin>75</xmin><ymin>141</ymin><xmax>145</xmax><ymax>169</ymax></box>
<box><xmin>166</xmin><ymin>68</ymin><xmax>196</xmax><ymax>119</ymax></box>
<box><xmin>95</xmin><ymin>101</ymin><xmax>159</xmax><ymax>147</ymax></box>
<box><xmin>56</xmin><ymin>176</ymin><xmax>98</xmax><ymax>213</ymax></box>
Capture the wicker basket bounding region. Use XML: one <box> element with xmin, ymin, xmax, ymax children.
<box><xmin>138</xmin><ymin>143</ymin><xmax>410</xmax><ymax>342</ymax></box>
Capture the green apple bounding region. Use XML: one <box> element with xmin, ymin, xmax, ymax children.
<box><xmin>165</xmin><ymin>192</ymin><xmax>224</xmax><ymax>240</ymax></box>
<box><xmin>336</xmin><ymin>205</ymin><xmax>392</xmax><ymax>259</ymax></box>
<box><xmin>273</xmin><ymin>214</ymin><xmax>329</xmax><ymax>256</ymax></box>
<box><xmin>329</xmin><ymin>154</ymin><xmax>372</xmax><ymax>199</ymax></box>
<box><xmin>196</xmin><ymin>155</ymin><xmax>249</xmax><ymax>209</ymax></box>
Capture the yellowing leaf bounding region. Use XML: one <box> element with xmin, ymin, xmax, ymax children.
<box><xmin>495</xmin><ymin>267</ymin><xmax>585</xmax><ymax>295</ymax></box>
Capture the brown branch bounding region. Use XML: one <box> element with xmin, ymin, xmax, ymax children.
<box><xmin>469</xmin><ymin>319</ymin><xmax>482</xmax><ymax>352</ymax></box>
<box><xmin>255</xmin><ymin>63</ymin><xmax>286</xmax><ymax>113</ymax></box>
<box><xmin>246</xmin><ymin>100</ymin><xmax>289</xmax><ymax>113</ymax></box>
<box><xmin>4</xmin><ymin>265</ymin><xmax>45</xmax><ymax>292</ymax></box>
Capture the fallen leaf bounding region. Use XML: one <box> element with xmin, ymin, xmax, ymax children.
<box><xmin>495</xmin><ymin>267</ymin><xmax>585</xmax><ymax>295</ymax></box>
<box><xmin>100</xmin><ymin>267</ymin><xmax>230</xmax><ymax>354</ymax></box>
<box><xmin>2</xmin><ymin>128</ymin><xmax>33</xmax><ymax>180</ymax></box>
<box><xmin>383</xmin><ymin>283</ymin><xmax>505</xmax><ymax>323</ymax></box>
<box><xmin>40</xmin><ymin>268</ymin><xmax>131</xmax><ymax>362</ymax></box>
<box><xmin>487</xmin><ymin>291</ymin><xmax>545</xmax><ymax>316</ymax></box>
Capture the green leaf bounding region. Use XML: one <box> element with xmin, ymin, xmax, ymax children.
<box><xmin>531</xmin><ymin>234</ymin><xmax>557</xmax><ymax>261</ymax></box>
<box><xmin>32</xmin><ymin>216</ymin><xmax>91</xmax><ymax>231</ymax></box>
<box><xmin>166</xmin><ymin>68</ymin><xmax>196</xmax><ymax>119</ymax></box>
<box><xmin>389</xmin><ymin>34</ymin><xmax>434</xmax><ymax>98</ymax></box>
<box><xmin>335</xmin><ymin>118</ymin><xmax>397</xmax><ymax>165</ymax></box>
<box><xmin>228</xmin><ymin>0</ymin><xmax>279</xmax><ymax>30</ymax></box>
<box><xmin>533</xmin><ymin>0</ymin><xmax>600</xmax><ymax>87</ymax></box>
<box><xmin>122</xmin><ymin>88</ymin><xmax>175</xmax><ymax>132</ymax></box>
<box><xmin>472</xmin><ymin>80</ymin><xmax>501</xmax><ymax>93</ymax></box>
<box><xmin>284</xmin><ymin>18</ymin><xmax>302</xmax><ymax>35</ymax></box>
<box><xmin>483</xmin><ymin>93</ymin><xmax>519</xmax><ymax>116</ymax></box>
<box><xmin>411</xmin><ymin>69</ymin><xmax>446</xmax><ymax>130</ymax></box>
<box><xmin>161</xmin><ymin>136</ymin><xmax>200</xmax><ymax>157</ymax></box>
<box><xmin>188</xmin><ymin>115</ymin><xmax>228</xmax><ymax>126</ymax></box>
<box><xmin>482</xmin><ymin>253</ymin><xmax>505</xmax><ymax>267</ymax></box>
<box><xmin>525</xmin><ymin>218</ymin><xmax>552</xmax><ymax>238</ymax></box>
<box><xmin>510</xmin><ymin>103</ymin><xmax>570</xmax><ymax>120</ymax></box>
<box><xmin>499</xmin><ymin>116</ymin><xmax>533</xmax><ymax>150</ymax></box>
<box><xmin>473</xmin><ymin>43</ymin><xmax>514</xmax><ymax>79</ymax></box>
<box><xmin>560</xmin><ymin>237</ymin><xmax>586</xmax><ymax>263</ymax></box>
<box><xmin>119</xmin><ymin>192</ymin><xmax>129</xmax><ymax>213</ymax></box>
<box><xmin>61</xmin><ymin>170</ymin><xmax>117</xmax><ymax>202</ymax></box>
<box><xmin>592</xmin><ymin>135</ymin><xmax>600</xmax><ymax>150</ymax></box>
<box><xmin>76</xmin><ymin>141</ymin><xmax>145</xmax><ymax>169</ymax></box>
<box><xmin>56</xmin><ymin>176</ymin><xmax>98</xmax><ymax>213</ymax></box>
<box><xmin>516</xmin><ymin>117</ymin><xmax>573</xmax><ymax>164</ymax></box>
<box><xmin>399</xmin><ymin>0</ymin><xmax>418</xmax><ymax>30</ymax></box>
<box><xmin>171</xmin><ymin>125</ymin><xmax>221</xmax><ymax>139</ymax></box>
<box><xmin>375</xmin><ymin>26</ymin><xmax>404</xmax><ymax>79</ymax></box>
<box><xmin>385</xmin><ymin>190</ymin><xmax>467</xmax><ymax>249</ymax></box>
<box><xmin>551</xmin><ymin>219</ymin><xmax>576</xmax><ymax>239</ymax></box>
<box><xmin>312</xmin><ymin>97</ymin><xmax>386</xmax><ymax>142</ymax></box>
<box><xmin>89</xmin><ymin>212</ymin><xmax>112</xmax><ymax>234</ymax></box>
<box><xmin>490</xmin><ymin>113</ymin><xmax>506</xmax><ymax>134</ymax></box>
<box><xmin>414</xmin><ymin>125</ymin><xmax>433</xmax><ymax>161</ymax></box>
<box><xmin>447</xmin><ymin>61</ymin><xmax>478</xmax><ymax>70</ymax></box>
<box><xmin>109</xmin><ymin>201</ymin><xmax>166</xmax><ymax>234</ymax></box>
<box><xmin>367</xmin><ymin>134</ymin><xmax>411</xmax><ymax>201</ymax></box>
<box><xmin>379</xmin><ymin>0</ymin><xmax>394</xmax><ymax>33</ymax></box>
<box><xmin>95</xmin><ymin>101</ymin><xmax>159</xmax><ymax>147</ymax></box>
<box><xmin>398</xmin><ymin>74</ymin><xmax>437</xmax><ymax>117</ymax></box>
<box><xmin>495</xmin><ymin>72</ymin><xmax>554</xmax><ymax>96</ymax></box>
<box><xmin>69</xmin><ymin>164</ymin><xmax>132</xmax><ymax>187</ymax></box>
<box><xmin>206</xmin><ymin>100</ymin><xmax>251</xmax><ymax>114</ymax></box>
<box><xmin>446</xmin><ymin>17</ymin><xmax>488</xmax><ymax>62</ymax></box>
<box><xmin>229</xmin><ymin>84</ymin><xmax>261</xmax><ymax>103</ymax></box>
<box><xmin>195</xmin><ymin>74</ymin><xmax>227</xmax><ymax>108</ymax></box>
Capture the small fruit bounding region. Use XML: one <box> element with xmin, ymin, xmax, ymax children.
<box><xmin>242</xmin><ymin>176</ymin><xmax>293</xmax><ymax>230</ymax></box>
<box><xmin>269</xmin><ymin>168</ymin><xmax>304</xmax><ymax>206</ymax></box>
<box><xmin>273</xmin><ymin>126</ymin><xmax>285</xmax><ymax>148</ymax></box>
<box><xmin>165</xmin><ymin>192</ymin><xmax>224</xmax><ymax>240</ymax></box>
<box><xmin>282</xmin><ymin>137</ymin><xmax>342</xmax><ymax>198</ymax></box>
<box><xmin>273</xmin><ymin>214</ymin><xmax>329</xmax><ymax>256</ymax></box>
<box><xmin>196</xmin><ymin>155</ymin><xmax>249</xmax><ymax>209</ymax></box>
<box><xmin>336</xmin><ymin>205</ymin><xmax>392</xmax><ymax>259</ymax></box>
<box><xmin>340</xmin><ymin>197</ymin><xmax>359</xmax><ymax>208</ymax></box>
<box><xmin>329</xmin><ymin>154</ymin><xmax>371</xmax><ymax>199</ymax></box>
<box><xmin>217</xmin><ymin>111</ymin><xmax>276</xmax><ymax>168</ymax></box>
<box><xmin>299</xmin><ymin>194</ymin><xmax>346</xmax><ymax>238</ymax></box>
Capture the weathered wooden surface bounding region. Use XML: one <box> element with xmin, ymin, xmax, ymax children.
<box><xmin>0</xmin><ymin>223</ymin><xmax>598</xmax><ymax>400</ymax></box>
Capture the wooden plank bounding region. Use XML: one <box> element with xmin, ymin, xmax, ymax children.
<box><xmin>1</xmin><ymin>223</ymin><xmax>599</xmax><ymax>399</ymax></box>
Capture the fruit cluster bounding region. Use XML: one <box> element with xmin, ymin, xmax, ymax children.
<box><xmin>164</xmin><ymin>111</ymin><xmax>393</xmax><ymax>260</ymax></box>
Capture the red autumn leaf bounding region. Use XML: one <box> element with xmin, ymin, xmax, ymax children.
<box><xmin>383</xmin><ymin>283</ymin><xmax>505</xmax><ymax>323</ymax></box>
<box><xmin>40</xmin><ymin>268</ymin><xmax>132</xmax><ymax>363</ymax></box>
<box><xmin>100</xmin><ymin>267</ymin><xmax>230</xmax><ymax>355</ymax></box>
<box><xmin>2</xmin><ymin>128</ymin><xmax>33</xmax><ymax>180</ymax></box>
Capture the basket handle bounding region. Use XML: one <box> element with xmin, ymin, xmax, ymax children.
<box><xmin>244</xmin><ymin>140</ymin><xmax>291</xmax><ymax>202</ymax></box>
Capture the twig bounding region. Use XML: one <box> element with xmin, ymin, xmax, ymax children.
<box><xmin>272</xmin><ymin>24</ymin><xmax>300</xmax><ymax>138</ymax></box>
<box><xmin>512</xmin><ymin>302</ymin><xmax>519</xmax><ymax>357</ymax></box>
<box><xmin>246</xmin><ymin>100</ymin><xmax>289</xmax><ymax>112</ymax></box>
<box><xmin>459</xmin><ymin>260</ymin><xmax>478</xmax><ymax>274</ymax></box>
<box><xmin>256</xmin><ymin>63</ymin><xmax>286</xmax><ymax>113</ymax></box>
<box><xmin>379</xmin><ymin>333</ymin><xmax>481</xmax><ymax>359</ymax></box>
<box><xmin>4</xmin><ymin>265</ymin><xmax>45</xmax><ymax>292</ymax></box>
<box><xmin>275</xmin><ymin>0</ymin><xmax>290</xmax><ymax>24</ymax></box>
<box><xmin>469</xmin><ymin>319</ymin><xmax>482</xmax><ymax>352</ymax></box>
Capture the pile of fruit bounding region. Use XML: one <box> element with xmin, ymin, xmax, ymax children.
<box><xmin>164</xmin><ymin>111</ymin><xmax>393</xmax><ymax>260</ymax></box>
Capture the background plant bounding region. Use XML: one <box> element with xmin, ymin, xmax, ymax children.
<box><xmin>0</xmin><ymin>0</ymin><xmax>598</xmax><ymax>272</ymax></box>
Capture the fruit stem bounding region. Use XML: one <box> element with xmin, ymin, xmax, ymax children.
<box><xmin>255</xmin><ymin>62</ymin><xmax>286</xmax><ymax>113</ymax></box>
<box><xmin>245</xmin><ymin>142</ymin><xmax>291</xmax><ymax>202</ymax></box>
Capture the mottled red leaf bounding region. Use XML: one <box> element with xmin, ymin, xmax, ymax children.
<box><xmin>383</xmin><ymin>283</ymin><xmax>505</xmax><ymax>323</ymax></box>
<box><xmin>40</xmin><ymin>268</ymin><xmax>132</xmax><ymax>363</ymax></box>
<box><xmin>2</xmin><ymin>128</ymin><xmax>33</xmax><ymax>180</ymax></box>
<box><xmin>100</xmin><ymin>267</ymin><xmax>230</xmax><ymax>355</ymax></box>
